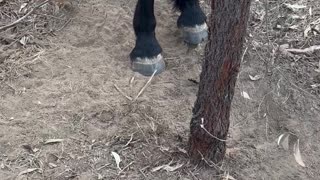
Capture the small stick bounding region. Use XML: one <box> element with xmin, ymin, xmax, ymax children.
<box><xmin>113</xmin><ymin>84</ymin><xmax>132</xmax><ymax>101</ymax></box>
<box><xmin>241</xmin><ymin>46</ymin><xmax>248</xmax><ymax>62</ymax></box>
<box><xmin>200</xmin><ymin>118</ymin><xmax>227</xmax><ymax>142</ymax></box>
<box><xmin>133</xmin><ymin>70</ymin><xmax>157</xmax><ymax>102</ymax></box>
<box><xmin>118</xmin><ymin>161</ymin><xmax>134</xmax><ymax>175</ymax></box>
<box><xmin>284</xmin><ymin>45</ymin><xmax>320</xmax><ymax>55</ymax></box>
<box><xmin>123</xmin><ymin>133</ymin><xmax>135</xmax><ymax>147</ymax></box>
<box><xmin>0</xmin><ymin>0</ymin><xmax>50</xmax><ymax>31</ymax></box>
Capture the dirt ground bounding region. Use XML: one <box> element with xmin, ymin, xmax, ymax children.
<box><xmin>1</xmin><ymin>0</ymin><xmax>320</xmax><ymax>179</ymax></box>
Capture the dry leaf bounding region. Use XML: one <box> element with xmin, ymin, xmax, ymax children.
<box><xmin>222</xmin><ymin>172</ymin><xmax>237</xmax><ymax>180</ymax></box>
<box><xmin>44</xmin><ymin>139</ymin><xmax>64</xmax><ymax>144</ymax></box>
<box><xmin>48</xmin><ymin>163</ymin><xmax>57</xmax><ymax>168</ymax></box>
<box><xmin>277</xmin><ymin>133</ymin><xmax>286</xmax><ymax>145</ymax></box>
<box><xmin>293</xmin><ymin>139</ymin><xmax>306</xmax><ymax>167</ymax></box>
<box><xmin>277</xmin><ymin>133</ymin><xmax>290</xmax><ymax>150</ymax></box>
<box><xmin>178</xmin><ymin>147</ymin><xmax>187</xmax><ymax>154</ymax></box>
<box><xmin>20</xmin><ymin>36</ymin><xmax>28</xmax><ymax>46</ymax></box>
<box><xmin>284</xmin><ymin>3</ymin><xmax>306</xmax><ymax>11</ymax></box>
<box><xmin>304</xmin><ymin>25</ymin><xmax>311</xmax><ymax>37</ymax></box>
<box><xmin>19</xmin><ymin>3</ymin><xmax>28</xmax><ymax>13</ymax></box>
<box><xmin>111</xmin><ymin>151</ymin><xmax>121</xmax><ymax>170</ymax></box>
<box><xmin>277</xmin><ymin>133</ymin><xmax>305</xmax><ymax>167</ymax></box>
<box><xmin>289</xmin><ymin>15</ymin><xmax>306</xmax><ymax>20</ymax></box>
<box><xmin>18</xmin><ymin>168</ymin><xmax>39</xmax><ymax>176</ymax></box>
<box><xmin>309</xmin><ymin>7</ymin><xmax>312</xmax><ymax>16</ymax></box>
<box><xmin>98</xmin><ymin>173</ymin><xmax>103</xmax><ymax>180</ymax></box>
<box><xmin>163</xmin><ymin>163</ymin><xmax>183</xmax><ymax>172</ymax></box>
<box><xmin>152</xmin><ymin>163</ymin><xmax>183</xmax><ymax>172</ymax></box>
<box><xmin>289</xmin><ymin>25</ymin><xmax>299</xmax><ymax>30</ymax></box>
<box><xmin>311</xmin><ymin>84</ymin><xmax>320</xmax><ymax>88</ymax></box>
<box><xmin>151</xmin><ymin>165</ymin><xmax>166</xmax><ymax>172</ymax></box>
<box><xmin>249</xmin><ymin>74</ymin><xmax>262</xmax><ymax>81</ymax></box>
<box><xmin>241</xmin><ymin>91</ymin><xmax>251</xmax><ymax>99</ymax></box>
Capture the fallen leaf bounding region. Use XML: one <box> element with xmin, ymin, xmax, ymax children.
<box><xmin>249</xmin><ymin>74</ymin><xmax>262</xmax><ymax>81</ymax></box>
<box><xmin>111</xmin><ymin>152</ymin><xmax>121</xmax><ymax>170</ymax></box>
<box><xmin>163</xmin><ymin>163</ymin><xmax>183</xmax><ymax>172</ymax></box>
<box><xmin>178</xmin><ymin>147</ymin><xmax>187</xmax><ymax>154</ymax></box>
<box><xmin>19</xmin><ymin>3</ymin><xmax>28</xmax><ymax>13</ymax></box>
<box><xmin>277</xmin><ymin>133</ymin><xmax>286</xmax><ymax>145</ymax></box>
<box><xmin>241</xmin><ymin>91</ymin><xmax>251</xmax><ymax>99</ymax></box>
<box><xmin>20</xmin><ymin>36</ymin><xmax>28</xmax><ymax>46</ymax></box>
<box><xmin>151</xmin><ymin>165</ymin><xmax>166</xmax><ymax>172</ymax></box>
<box><xmin>289</xmin><ymin>15</ymin><xmax>306</xmax><ymax>20</ymax></box>
<box><xmin>304</xmin><ymin>25</ymin><xmax>311</xmax><ymax>37</ymax></box>
<box><xmin>284</xmin><ymin>3</ymin><xmax>307</xmax><ymax>11</ymax></box>
<box><xmin>152</xmin><ymin>163</ymin><xmax>183</xmax><ymax>172</ymax></box>
<box><xmin>160</xmin><ymin>146</ymin><xmax>170</xmax><ymax>152</ymax></box>
<box><xmin>222</xmin><ymin>172</ymin><xmax>237</xmax><ymax>180</ymax></box>
<box><xmin>277</xmin><ymin>133</ymin><xmax>290</xmax><ymax>150</ymax></box>
<box><xmin>293</xmin><ymin>139</ymin><xmax>306</xmax><ymax>167</ymax></box>
<box><xmin>44</xmin><ymin>139</ymin><xmax>64</xmax><ymax>144</ymax></box>
<box><xmin>18</xmin><ymin>168</ymin><xmax>39</xmax><ymax>176</ymax></box>
<box><xmin>311</xmin><ymin>84</ymin><xmax>320</xmax><ymax>88</ymax></box>
<box><xmin>309</xmin><ymin>7</ymin><xmax>312</xmax><ymax>16</ymax></box>
<box><xmin>48</xmin><ymin>163</ymin><xmax>57</xmax><ymax>168</ymax></box>
<box><xmin>289</xmin><ymin>25</ymin><xmax>299</xmax><ymax>30</ymax></box>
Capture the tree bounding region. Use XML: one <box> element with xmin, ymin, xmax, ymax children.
<box><xmin>188</xmin><ymin>0</ymin><xmax>252</xmax><ymax>164</ymax></box>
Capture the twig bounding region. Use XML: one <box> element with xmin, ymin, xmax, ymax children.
<box><xmin>113</xmin><ymin>84</ymin><xmax>132</xmax><ymax>101</ymax></box>
<box><xmin>139</xmin><ymin>169</ymin><xmax>147</xmax><ymax>179</ymax></box>
<box><xmin>135</xmin><ymin>121</ymin><xmax>149</xmax><ymax>144</ymax></box>
<box><xmin>200</xmin><ymin>118</ymin><xmax>227</xmax><ymax>142</ymax></box>
<box><xmin>283</xmin><ymin>45</ymin><xmax>320</xmax><ymax>55</ymax></box>
<box><xmin>57</xmin><ymin>18</ymin><xmax>73</xmax><ymax>31</ymax></box>
<box><xmin>97</xmin><ymin>163</ymin><xmax>111</xmax><ymax>171</ymax></box>
<box><xmin>198</xmin><ymin>151</ymin><xmax>221</xmax><ymax>169</ymax></box>
<box><xmin>241</xmin><ymin>46</ymin><xmax>248</xmax><ymax>63</ymax></box>
<box><xmin>0</xmin><ymin>0</ymin><xmax>50</xmax><ymax>31</ymax></box>
<box><xmin>123</xmin><ymin>133</ymin><xmax>135</xmax><ymax>147</ymax></box>
<box><xmin>265</xmin><ymin>115</ymin><xmax>269</xmax><ymax>141</ymax></box>
<box><xmin>133</xmin><ymin>70</ymin><xmax>157</xmax><ymax>102</ymax></box>
<box><xmin>118</xmin><ymin>161</ymin><xmax>134</xmax><ymax>175</ymax></box>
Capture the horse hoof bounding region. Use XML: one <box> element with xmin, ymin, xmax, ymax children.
<box><xmin>181</xmin><ymin>23</ymin><xmax>208</xmax><ymax>45</ymax></box>
<box><xmin>131</xmin><ymin>54</ymin><xmax>165</xmax><ymax>76</ymax></box>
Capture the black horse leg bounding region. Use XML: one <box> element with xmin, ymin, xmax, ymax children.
<box><xmin>130</xmin><ymin>0</ymin><xmax>165</xmax><ymax>76</ymax></box>
<box><xmin>173</xmin><ymin>0</ymin><xmax>208</xmax><ymax>45</ymax></box>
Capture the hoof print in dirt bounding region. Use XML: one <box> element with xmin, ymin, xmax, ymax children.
<box><xmin>131</xmin><ymin>54</ymin><xmax>165</xmax><ymax>76</ymax></box>
<box><xmin>180</xmin><ymin>23</ymin><xmax>208</xmax><ymax>45</ymax></box>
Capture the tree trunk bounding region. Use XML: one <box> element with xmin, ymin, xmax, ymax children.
<box><xmin>188</xmin><ymin>0</ymin><xmax>251</xmax><ymax>164</ymax></box>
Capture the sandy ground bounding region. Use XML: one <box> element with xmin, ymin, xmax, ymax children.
<box><xmin>1</xmin><ymin>0</ymin><xmax>320</xmax><ymax>179</ymax></box>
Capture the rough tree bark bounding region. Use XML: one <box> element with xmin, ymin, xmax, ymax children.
<box><xmin>189</xmin><ymin>0</ymin><xmax>251</xmax><ymax>164</ymax></box>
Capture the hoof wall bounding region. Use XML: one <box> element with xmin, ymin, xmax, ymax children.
<box><xmin>131</xmin><ymin>54</ymin><xmax>165</xmax><ymax>76</ymax></box>
<box><xmin>181</xmin><ymin>23</ymin><xmax>208</xmax><ymax>45</ymax></box>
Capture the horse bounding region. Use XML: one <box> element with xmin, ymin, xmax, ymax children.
<box><xmin>130</xmin><ymin>0</ymin><xmax>208</xmax><ymax>76</ymax></box>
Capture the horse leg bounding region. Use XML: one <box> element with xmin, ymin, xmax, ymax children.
<box><xmin>130</xmin><ymin>0</ymin><xmax>165</xmax><ymax>76</ymax></box>
<box><xmin>173</xmin><ymin>0</ymin><xmax>208</xmax><ymax>45</ymax></box>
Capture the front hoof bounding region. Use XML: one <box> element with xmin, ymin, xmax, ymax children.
<box><xmin>181</xmin><ymin>23</ymin><xmax>208</xmax><ymax>45</ymax></box>
<box><xmin>131</xmin><ymin>54</ymin><xmax>165</xmax><ymax>76</ymax></box>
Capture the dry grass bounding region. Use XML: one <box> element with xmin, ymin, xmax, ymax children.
<box><xmin>0</xmin><ymin>0</ymin><xmax>79</xmax><ymax>82</ymax></box>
